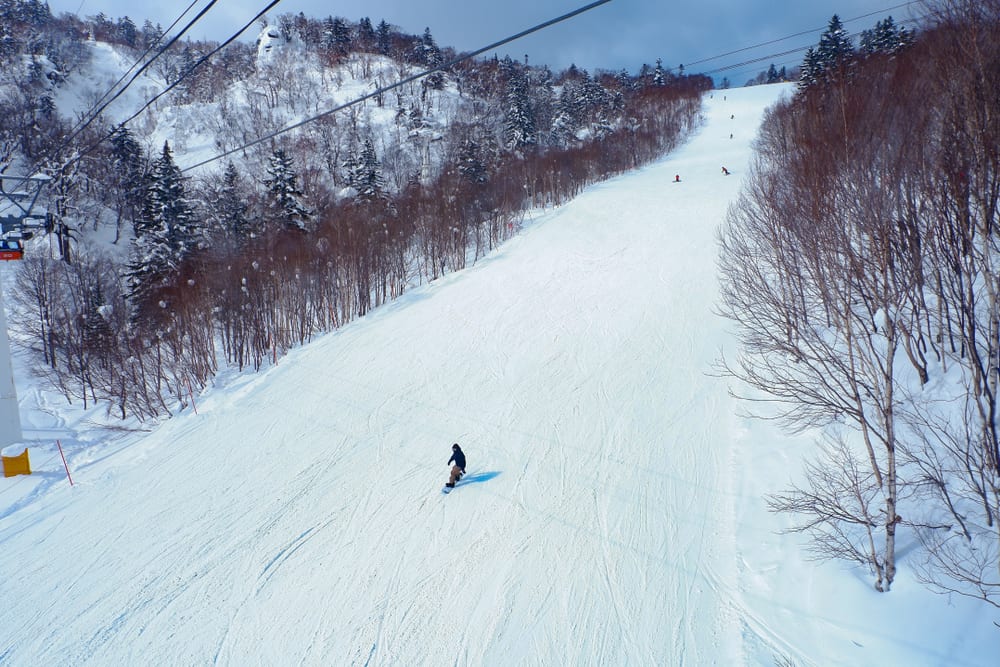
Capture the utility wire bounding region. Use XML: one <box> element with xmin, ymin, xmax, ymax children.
<box><xmin>44</xmin><ymin>0</ymin><xmax>222</xmax><ymax>165</ymax></box>
<box><xmin>701</xmin><ymin>15</ymin><xmax>923</xmax><ymax>77</ymax></box>
<box><xmin>180</xmin><ymin>0</ymin><xmax>615</xmax><ymax>172</ymax></box>
<box><xmin>61</xmin><ymin>0</ymin><xmax>201</xmax><ymax>144</ymax></box>
<box><xmin>115</xmin><ymin>0</ymin><xmax>284</xmax><ymax>132</ymax></box>
<box><xmin>36</xmin><ymin>0</ymin><xmax>285</xmax><ymax>179</ymax></box>
<box><xmin>43</xmin><ymin>0</ymin><xmax>912</xmax><ymax>178</ymax></box>
<box><xmin>684</xmin><ymin>1</ymin><xmax>920</xmax><ymax>70</ymax></box>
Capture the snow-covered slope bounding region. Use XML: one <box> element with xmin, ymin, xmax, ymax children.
<box><xmin>0</xmin><ymin>83</ymin><xmax>995</xmax><ymax>666</ymax></box>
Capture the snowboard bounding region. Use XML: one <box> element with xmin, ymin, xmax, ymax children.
<box><xmin>441</xmin><ymin>473</ymin><xmax>465</xmax><ymax>494</ymax></box>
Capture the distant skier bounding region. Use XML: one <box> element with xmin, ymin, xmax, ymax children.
<box><xmin>446</xmin><ymin>443</ymin><xmax>466</xmax><ymax>488</ymax></box>
<box><xmin>721</xmin><ymin>166</ymin><xmax>730</xmax><ymax>175</ymax></box>
<box><xmin>674</xmin><ymin>174</ymin><xmax>681</xmax><ymax>183</ymax></box>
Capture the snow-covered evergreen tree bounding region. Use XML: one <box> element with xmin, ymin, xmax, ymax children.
<box><xmin>0</xmin><ymin>0</ymin><xmax>50</xmax><ymax>27</ymax></box>
<box><xmin>816</xmin><ymin>15</ymin><xmax>855</xmax><ymax>70</ymax></box>
<box><xmin>79</xmin><ymin>267</ymin><xmax>115</xmax><ymax>358</ymax></box>
<box><xmin>110</xmin><ymin>125</ymin><xmax>143</xmax><ymax>171</ymax></box>
<box><xmin>357</xmin><ymin>17</ymin><xmax>375</xmax><ymax>49</ymax></box>
<box><xmin>107</xmin><ymin>125</ymin><xmax>147</xmax><ymax>239</ymax></box>
<box><xmin>502</xmin><ymin>58</ymin><xmax>535</xmax><ymax>150</ymax></box>
<box><xmin>140</xmin><ymin>19</ymin><xmax>163</xmax><ymax>50</ymax></box>
<box><xmin>376</xmin><ymin>20</ymin><xmax>393</xmax><ymax>55</ymax></box>
<box><xmin>799</xmin><ymin>15</ymin><xmax>858</xmax><ymax>90</ymax></box>
<box><xmin>115</xmin><ymin>16</ymin><xmax>137</xmax><ymax>47</ymax></box>
<box><xmin>321</xmin><ymin>17</ymin><xmax>335</xmax><ymax>50</ymax></box>
<box><xmin>798</xmin><ymin>47</ymin><xmax>820</xmax><ymax>89</ymax></box>
<box><xmin>263</xmin><ymin>148</ymin><xmax>310</xmax><ymax>232</ymax></box>
<box><xmin>126</xmin><ymin>141</ymin><xmax>202</xmax><ymax>312</ymax></box>
<box><xmin>550</xmin><ymin>85</ymin><xmax>580</xmax><ymax>147</ymax></box>
<box><xmin>457</xmin><ymin>138</ymin><xmax>488</xmax><ymax>185</ymax></box>
<box><xmin>653</xmin><ymin>58</ymin><xmax>666</xmax><ymax>86</ymax></box>
<box><xmin>580</xmin><ymin>72</ymin><xmax>609</xmax><ymax>117</ymax></box>
<box><xmin>322</xmin><ymin>16</ymin><xmax>351</xmax><ymax>56</ymax></box>
<box><xmin>417</xmin><ymin>27</ymin><xmax>444</xmax><ymax>90</ymax></box>
<box><xmin>215</xmin><ymin>162</ymin><xmax>252</xmax><ymax>241</ymax></box>
<box><xmin>347</xmin><ymin>138</ymin><xmax>385</xmax><ymax>204</ymax></box>
<box><xmin>859</xmin><ymin>16</ymin><xmax>914</xmax><ymax>55</ymax></box>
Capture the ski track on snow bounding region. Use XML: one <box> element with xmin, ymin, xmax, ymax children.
<box><xmin>0</xmin><ymin>84</ymin><xmax>911</xmax><ymax>666</ymax></box>
<box><xmin>2</xmin><ymin>69</ymin><xmax>996</xmax><ymax>665</ymax></box>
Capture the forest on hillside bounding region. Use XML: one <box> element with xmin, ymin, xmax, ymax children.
<box><xmin>719</xmin><ymin>0</ymin><xmax>1000</xmax><ymax>610</ymax></box>
<box><xmin>0</xmin><ymin>1</ymin><xmax>709</xmax><ymax>419</ymax></box>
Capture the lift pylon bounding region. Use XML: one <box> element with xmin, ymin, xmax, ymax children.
<box><xmin>0</xmin><ymin>173</ymin><xmax>49</xmax><ymax>447</ymax></box>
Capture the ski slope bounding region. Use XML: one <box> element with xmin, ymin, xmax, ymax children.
<box><xmin>1</xmin><ymin>83</ymin><xmax>996</xmax><ymax>666</ymax></box>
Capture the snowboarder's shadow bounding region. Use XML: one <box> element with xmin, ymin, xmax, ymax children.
<box><xmin>461</xmin><ymin>471</ymin><xmax>501</xmax><ymax>485</ymax></box>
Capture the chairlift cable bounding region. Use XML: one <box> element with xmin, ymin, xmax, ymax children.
<box><xmin>180</xmin><ymin>0</ymin><xmax>615</xmax><ymax>173</ymax></box>
<box><xmin>59</xmin><ymin>0</ymin><xmax>202</xmax><ymax>145</ymax></box>
<box><xmin>33</xmin><ymin>0</ymin><xmax>286</xmax><ymax>179</ymax></box>
<box><xmin>35</xmin><ymin>0</ymin><xmax>224</xmax><ymax>172</ymax></box>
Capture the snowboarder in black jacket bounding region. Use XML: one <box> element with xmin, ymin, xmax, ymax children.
<box><xmin>446</xmin><ymin>443</ymin><xmax>466</xmax><ymax>487</ymax></box>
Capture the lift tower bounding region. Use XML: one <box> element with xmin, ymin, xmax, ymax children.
<box><xmin>0</xmin><ymin>174</ymin><xmax>49</xmax><ymax>448</ymax></box>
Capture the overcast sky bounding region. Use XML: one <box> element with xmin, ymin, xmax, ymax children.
<box><xmin>48</xmin><ymin>0</ymin><xmax>923</xmax><ymax>84</ymax></box>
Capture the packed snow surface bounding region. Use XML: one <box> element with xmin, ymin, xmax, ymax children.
<box><xmin>1</xmin><ymin>83</ymin><xmax>995</xmax><ymax>666</ymax></box>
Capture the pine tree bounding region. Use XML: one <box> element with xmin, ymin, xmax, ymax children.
<box><xmin>321</xmin><ymin>17</ymin><xmax>336</xmax><ymax>53</ymax></box>
<box><xmin>550</xmin><ymin>90</ymin><xmax>579</xmax><ymax>147</ymax></box>
<box><xmin>798</xmin><ymin>47</ymin><xmax>820</xmax><ymax>90</ymax></box>
<box><xmin>0</xmin><ymin>24</ymin><xmax>16</xmax><ymax>62</ymax></box>
<box><xmin>349</xmin><ymin>138</ymin><xmax>385</xmax><ymax>203</ymax></box>
<box><xmin>81</xmin><ymin>273</ymin><xmax>115</xmax><ymax>358</ymax></box>
<box><xmin>417</xmin><ymin>27</ymin><xmax>444</xmax><ymax>89</ymax></box>
<box><xmin>653</xmin><ymin>58</ymin><xmax>666</xmax><ymax>86</ymax></box>
<box><xmin>263</xmin><ymin>148</ymin><xmax>310</xmax><ymax>232</ymax></box>
<box><xmin>141</xmin><ymin>20</ymin><xmax>163</xmax><ymax>50</ymax></box>
<box><xmin>551</xmin><ymin>77</ymin><xmax>584</xmax><ymax>146</ymax></box>
<box><xmin>18</xmin><ymin>0</ymin><xmax>49</xmax><ymax>27</ymax></box>
<box><xmin>108</xmin><ymin>125</ymin><xmax>147</xmax><ymax>238</ymax></box>
<box><xmin>799</xmin><ymin>15</ymin><xmax>858</xmax><ymax>90</ymax></box>
<box><xmin>376</xmin><ymin>20</ymin><xmax>392</xmax><ymax>55</ymax></box>
<box><xmin>216</xmin><ymin>162</ymin><xmax>252</xmax><ymax>241</ymax></box>
<box><xmin>116</xmin><ymin>16</ymin><xmax>137</xmax><ymax>47</ymax></box>
<box><xmin>502</xmin><ymin>59</ymin><xmax>535</xmax><ymax>150</ymax></box>
<box><xmin>860</xmin><ymin>16</ymin><xmax>914</xmax><ymax>55</ymax></box>
<box><xmin>357</xmin><ymin>17</ymin><xmax>375</xmax><ymax>48</ymax></box>
<box><xmin>579</xmin><ymin>72</ymin><xmax>609</xmax><ymax>116</ymax></box>
<box><xmin>457</xmin><ymin>138</ymin><xmax>488</xmax><ymax>185</ymax></box>
<box><xmin>322</xmin><ymin>17</ymin><xmax>350</xmax><ymax>56</ymax></box>
<box><xmin>816</xmin><ymin>15</ymin><xmax>855</xmax><ymax>72</ymax></box>
<box><xmin>110</xmin><ymin>125</ymin><xmax>144</xmax><ymax>189</ymax></box>
<box><xmin>342</xmin><ymin>149</ymin><xmax>360</xmax><ymax>191</ymax></box>
<box><xmin>127</xmin><ymin>141</ymin><xmax>202</xmax><ymax>312</ymax></box>
<box><xmin>175</xmin><ymin>45</ymin><xmax>201</xmax><ymax>97</ymax></box>
<box><xmin>532</xmin><ymin>66</ymin><xmax>556</xmax><ymax>139</ymax></box>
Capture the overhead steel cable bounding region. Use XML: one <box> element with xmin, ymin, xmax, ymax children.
<box><xmin>37</xmin><ymin>0</ymin><xmax>286</xmax><ymax>178</ymax></box>
<box><xmin>44</xmin><ymin>0</ymin><xmax>222</xmax><ymax>163</ymax></box>
<box><xmin>180</xmin><ymin>0</ymin><xmax>615</xmax><ymax>173</ymax></box>
<box><xmin>700</xmin><ymin>15</ymin><xmax>923</xmax><ymax>77</ymax></box>
<box><xmin>114</xmin><ymin>0</ymin><xmax>284</xmax><ymax>131</ymax></box>
<box><xmin>60</xmin><ymin>0</ymin><xmax>201</xmax><ymax>143</ymax></box>
<box><xmin>683</xmin><ymin>1</ymin><xmax>920</xmax><ymax>70</ymax></box>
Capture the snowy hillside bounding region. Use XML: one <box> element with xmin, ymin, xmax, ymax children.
<box><xmin>1</xmin><ymin>83</ymin><xmax>996</xmax><ymax>666</ymax></box>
